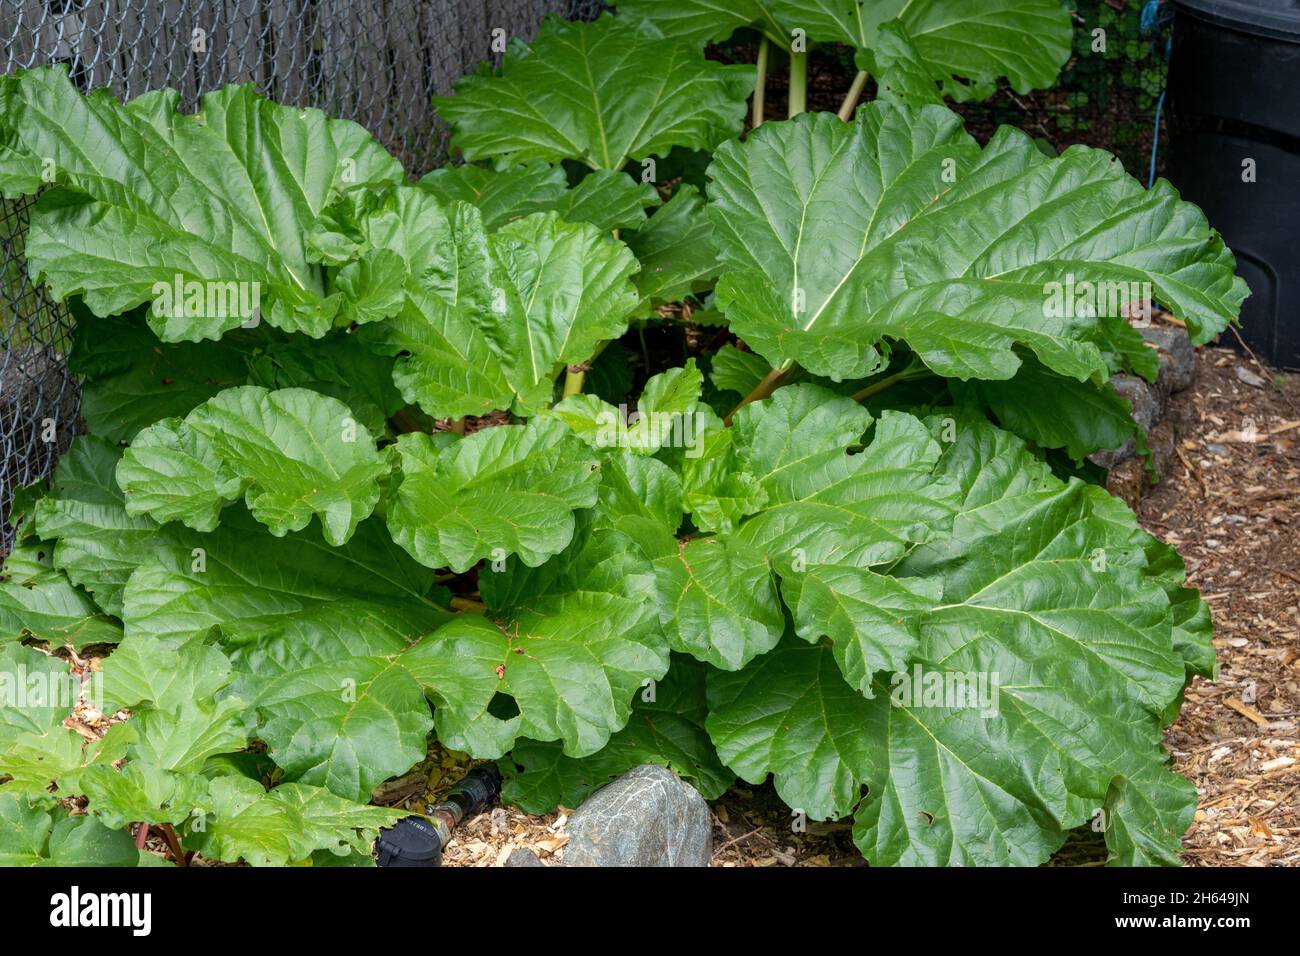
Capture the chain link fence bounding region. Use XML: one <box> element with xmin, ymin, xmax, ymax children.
<box><xmin>0</xmin><ymin>0</ymin><xmax>601</xmax><ymax>552</ymax></box>
<box><xmin>955</xmin><ymin>0</ymin><xmax>1171</xmax><ymax>181</ymax></box>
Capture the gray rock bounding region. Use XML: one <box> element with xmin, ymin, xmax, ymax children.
<box><xmin>1090</xmin><ymin>441</ymin><xmax>1136</xmax><ymax>470</ymax></box>
<box><xmin>1140</xmin><ymin>325</ymin><xmax>1195</xmax><ymax>393</ymax></box>
<box><xmin>504</xmin><ymin>847</ymin><xmax>545</xmax><ymax>868</ymax></box>
<box><xmin>563</xmin><ymin>765</ymin><xmax>711</xmax><ymax>867</ymax></box>
<box><xmin>1089</xmin><ymin>373</ymin><xmax>1166</xmax><ymax>469</ymax></box>
<box><xmin>1113</xmin><ymin>373</ymin><xmax>1167</xmax><ymax>432</ymax></box>
<box><xmin>1091</xmin><ymin>325</ymin><xmax>1195</xmax><ymax>471</ymax></box>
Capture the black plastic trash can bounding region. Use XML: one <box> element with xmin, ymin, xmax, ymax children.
<box><xmin>1167</xmin><ymin>0</ymin><xmax>1300</xmax><ymax>369</ymax></box>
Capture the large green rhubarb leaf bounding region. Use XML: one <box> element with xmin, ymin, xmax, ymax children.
<box><xmin>624</xmin><ymin>185</ymin><xmax>720</xmax><ymax>314</ymax></box>
<box><xmin>119</xmin><ymin>507</ymin><xmax>451</xmax><ymax>652</ymax></box>
<box><xmin>386</xmin><ymin>418</ymin><xmax>601</xmax><ymax>573</ymax></box>
<box><xmin>414</xmin><ymin>523</ymin><xmax>670</xmax><ymax>759</ymax></box>
<box><xmin>590</xmin><ymin>452</ymin><xmax>684</xmax><ymax>561</ymax></box>
<box><xmin>617</xmin><ymin>0</ymin><xmax>791</xmax><ymax>46</ymax></box>
<box><xmin>117</xmin><ymin>386</ymin><xmax>389</xmax><ymax>545</ymax></box>
<box><xmin>503</xmin><ymin>655</ymin><xmax>732</xmax><ymax>813</ymax></box>
<box><xmin>249</xmin><ymin>654</ymin><xmax>433</xmax><ymax>803</ymax></box>
<box><xmin>349</xmin><ymin>194</ymin><xmax>641</xmax><ymax>419</ymax></box>
<box><xmin>415</xmin><ymin>594</ymin><xmax>667</xmax><ymax>759</ymax></box>
<box><xmin>791</xmin><ymin>565</ymin><xmax>939</xmax><ymax>692</ymax></box>
<box><xmin>351</xmin><ymin>197</ymin><xmax>515</xmax><ymax>419</ymax></box>
<box><xmin>419</xmin><ymin>163</ymin><xmax>658</xmax><ymax>232</ymax></box>
<box><xmin>81</xmin><ymin>762</ymin><xmax>208</xmax><ymax>831</ymax></box>
<box><xmin>100</xmin><ymin>696</ymin><xmax>250</xmax><ymax>776</ymax></box>
<box><xmin>654</xmin><ymin>386</ymin><xmax>956</xmax><ymax>671</ymax></box>
<box><xmin>708</xmin><ymin>416</ymin><xmax>1202</xmax><ymax>866</ymax></box>
<box><xmin>0</xmin><ymin>795</ymin><xmax>138</xmax><ymax>866</ymax></box>
<box><xmin>707</xmin><ymin>104</ymin><xmax>1247</xmax><ymax>386</ymax></box>
<box><xmin>35</xmin><ymin>438</ymin><xmax>450</xmax><ymax>651</ymax></box>
<box><xmin>707</xmin><ymin>638</ymin><xmax>876</xmax><ymax>821</ymax></box>
<box><xmin>653</xmin><ymin>537</ymin><xmax>784</xmax><ymax>670</ymax></box>
<box><xmin>0</xmin><ymin>68</ymin><xmax>403</xmax><ymax>340</ymax></box>
<box><xmin>97</xmin><ymin>636</ymin><xmax>233</xmax><ymax>716</ymax></box>
<box><xmin>491</xmin><ymin>211</ymin><xmax>641</xmax><ymax>409</ymax></box>
<box><xmin>183</xmin><ymin>777</ymin><xmax>402</xmax><ymax>867</ymax></box>
<box><xmin>730</xmin><ymin>387</ymin><xmax>957</xmax><ymax>569</ymax></box>
<box><xmin>114</xmin><ymin>418</ymin><xmax>235</xmax><ymax>533</ymax></box>
<box><xmin>770</xmin><ymin>0</ymin><xmax>1071</xmax><ymax>105</ymax></box>
<box><xmin>138</xmin><ymin>631</ymin><xmax>421</xmax><ymax>803</ymax></box>
<box><xmin>0</xmin><ymin>544</ymin><xmax>121</xmax><ymax>649</ymax></box>
<box><xmin>432</xmin><ymin>15</ymin><xmax>754</xmax><ymax>170</ymax></box>
<box><xmin>893</xmin><ymin>458</ymin><xmax>1184</xmax><ymax>691</ymax></box>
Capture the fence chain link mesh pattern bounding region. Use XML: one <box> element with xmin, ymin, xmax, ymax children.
<box><xmin>953</xmin><ymin>0</ymin><xmax>1169</xmax><ymax>178</ymax></box>
<box><xmin>0</xmin><ymin>0</ymin><xmax>603</xmax><ymax>553</ymax></box>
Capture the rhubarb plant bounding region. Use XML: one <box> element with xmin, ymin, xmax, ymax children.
<box><xmin>619</xmin><ymin>0</ymin><xmax>1074</xmax><ymax>117</ymax></box>
<box><xmin>0</xmin><ymin>5</ymin><xmax>1245</xmax><ymax>868</ymax></box>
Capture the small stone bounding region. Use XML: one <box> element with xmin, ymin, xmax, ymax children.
<box><xmin>1104</xmin><ymin>455</ymin><xmax>1145</xmax><ymax>507</ymax></box>
<box><xmin>1111</xmin><ymin>374</ymin><xmax>1166</xmax><ymax>431</ymax></box>
<box><xmin>1088</xmin><ymin>374</ymin><xmax>1166</xmax><ymax>471</ymax></box>
<box><xmin>1141</xmin><ymin>325</ymin><xmax>1196</xmax><ymax>393</ymax></box>
<box><xmin>504</xmin><ymin>847</ymin><xmax>545</xmax><ymax>867</ymax></box>
<box><xmin>1090</xmin><ymin>441</ymin><xmax>1136</xmax><ymax>470</ymax></box>
<box><xmin>1205</xmin><ymin>443</ymin><xmax>1229</xmax><ymax>456</ymax></box>
<box><xmin>1235</xmin><ymin>365</ymin><xmax>1267</xmax><ymax>388</ymax></box>
<box><xmin>563</xmin><ymin>764</ymin><xmax>712</xmax><ymax>867</ymax></box>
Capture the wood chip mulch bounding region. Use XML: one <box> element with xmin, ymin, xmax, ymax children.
<box><xmin>1145</xmin><ymin>347</ymin><xmax>1300</xmax><ymax>867</ymax></box>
